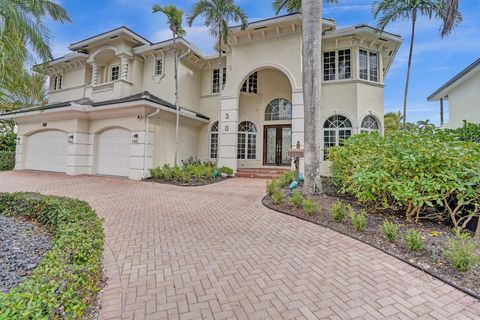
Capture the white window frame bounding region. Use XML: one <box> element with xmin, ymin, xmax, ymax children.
<box><xmin>155</xmin><ymin>58</ymin><xmax>164</xmax><ymax>76</ymax></box>
<box><xmin>237</xmin><ymin>121</ymin><xmax>257</xmax><ymax>160</ymax></box>
<box><xmin>111</xmin><ymin>65</ymin><xmax>120</xmax><ymax>81</ymax></box>
<box><xmin>359</xmin><ymin>49</ymin><xmax>379</xmax><ymax>83</ymax></box>
<box><xmin>241</xmin><ymin>72</ymin><xmax>258</xmax><ymax>94</ymax></box>
<box><xmin>209</xmin><ymin>121</ymin><xmax>219</xmax><ymax>159</ymax></box>
<box><xmin>212</xmin><ymin>68</ymin><xmax>226</xmax><ymax>94</ymax></box>
<box><xmin>265</xmin><ymin>98</ymin><xmax>293</xmax><ymax>121</ymax></box>
<box><xmin>323</xmin><ymin>115</ymin><xmax>353</xmax><ymax>159</ymax></box>
<box><xmin>360</xmin><ymin>115</ymin><xmax>381</xmax><ymax>133</ymax></box>
<box><xmin>52</xmin><ymin>74</ymin><xmax>63</xmax><ymax>91</ymax></box>
<box><xmin>323</xmin><ymin>49</ymin><xmax>352</xmax><ymax>81</ymax></box>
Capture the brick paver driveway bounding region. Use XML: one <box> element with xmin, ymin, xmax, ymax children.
<box><xmin>0</xmin><ymin>171</ymin><xmax>478</xmax><ymax>319</ymax></box>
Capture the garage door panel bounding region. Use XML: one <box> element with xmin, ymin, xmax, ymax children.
<box><xmin>25</xmin><ymin>130</ymin><xmax>67</xmax><ymax>173</ymax></box>
<box><xmin>96</xmin><ymin>128</ymin><xmax>131</xmax><ymax>177</ymax></box>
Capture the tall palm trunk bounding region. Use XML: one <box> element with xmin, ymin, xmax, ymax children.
<box><xmin>173</xmin><ymin>34</ymin><xmax>180</xmax><ymax>166</ymax></box>
<box><xmin>403</xmin><ymin>10</ymin><xmax>416</xmax><ymax>129</ymax></box>
<box><xmin>302</xmin><ymin>0</ymin><xmax>323</xmax><ymax>194</ymax></box>
<box><xmin>217</xmin><ymin>27</ymin><xmax>223</xmax><ymax>162</ymax></box>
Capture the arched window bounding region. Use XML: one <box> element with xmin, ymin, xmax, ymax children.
<box><xmin>265</xmin><ymin>98</ymin><xmax>292</xmax><ymax>121</ymax></box>
<box><xmin>360</xmin><ymin>115</ymin><xmax>380</xmax><ymax>133</ymax></box>
<box><xmin>237</xmin><ymin>121</ymin><xmax>257</xmax><ymax>160</ymax></box>
<box><xmin>52</xmin><ymin>74</ymin><xmax>62</xmax><ymax>91</ymax></box>
<box><xmin>210</xmin><ymin>121</ymin><xmax>219</xmax><ymax>159</ymax></box>
<box><xmin>323</xmin><ymin>115</ymin><xmax>352</xmax><ymax>158</ymax></box>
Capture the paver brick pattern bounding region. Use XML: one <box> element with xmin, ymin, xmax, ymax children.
<box><xmin>0</xmin><ymin>171</ymin><xmax>479</xmax><ymax>320</ymax></box>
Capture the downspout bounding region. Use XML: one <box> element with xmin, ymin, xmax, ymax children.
<box><xmin>178</xmin><ymin>49</ymin><xmax>191</xmax><ymax>60</ymax></box>
<box><xmin>143</xmin><ymin>109</ymin><xmax>160</xmax><ymax>179</ymax></box>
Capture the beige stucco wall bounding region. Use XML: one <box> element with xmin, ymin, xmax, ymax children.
<box><xmin>446</xmin><ymin>70</ymin><xmax>480</xmax><ymax>129</ymax></box>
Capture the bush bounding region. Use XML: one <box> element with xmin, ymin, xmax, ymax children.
<box><xmin>220</xmin><ymin>166</ymin><xmax>234</xmax><ymax>176</ymax></box>
<box><xmin>272</xmin><ymin>191</ymin><xmax>285</xmax><ymax>205</ymax></box>
<box><xmin>303</xmin><ymin>199</ymin><xmax>319</xmax><ymax>216</ymax></box>
<box><xmin>278</xmin><ymin>171</ymin><xmax>295</xmax><ymax>188</ymax></box>
<box><xmin>0</xmin><ymin>192</ymin><xmax>104</xmax><ymax>319</ymax></box>
<box><xmin>403</xmin><ymin>229</ymin><xmax>425</xmax><ymax>251</ymax></box>
<box><xmin>443</xmin><ymin>228</ymin><xmax>480</xmax><ymax>272</ymax></box>
<box><xmin>0</xmin><ymin>151</ymin><xmax>15</xmax><ymax>171</ymax></box>
<box><xmin>266</xmin><ymin>179</ymin><xmax>279</xmax><ymax>197</ymax></box>
<box><xmin>329</xmin><ymin>201</ymin><xmax>347</xmax><ymax>222</ymax></box>
<box><xmin>149</xmin><ymin>162</ymin><xmax>231</xmax><ymax>184</ymax></box>
<box><xmin>349</xmin><ymin>209</ymin><xmax>367</xmax><ymax>232</ymax></box>
<box><xmin>380</xmin><ymin>220</ymin><xmax>399</xmax><ymax>243</ymax></box>
<box><xmin>329</xmin><ymin>130</ymin><xmax>480</xmax><ymax>228</ymax></box>
<box><xmin>289</xmin><ymin>191</ymin><xmax>303</xmax><ymax>208</ymax></box>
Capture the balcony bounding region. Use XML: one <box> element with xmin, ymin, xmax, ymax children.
<box><xmin>92</xmin><ymin>82</ymin><xmax>114</xmax><ymax>93</ymax></box>
<box><xmin>86</xmin><ymin>79</ymin><xmax>135</xmax><ymax>102</ymax></box>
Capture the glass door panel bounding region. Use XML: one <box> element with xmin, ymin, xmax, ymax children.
<box><xmin>266</xmin><ymin>128</ymin><xmax>276</xmax><ymax>164</ymax></box>
<box><xmin>281</xmin><ymin>128</ymin><xmax>292</xmax><ymax>165</ymax></box>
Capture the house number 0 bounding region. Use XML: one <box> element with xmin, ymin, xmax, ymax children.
<box><xmin>225</xmin><ymin>125</ymin><xmax>229</xmax><ymax>132</ymax></box>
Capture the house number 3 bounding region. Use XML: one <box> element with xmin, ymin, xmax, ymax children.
<box><xmin>225</xmin><ymin>113</ymin><xmax>229</xmax><ymax>120</ymax></box>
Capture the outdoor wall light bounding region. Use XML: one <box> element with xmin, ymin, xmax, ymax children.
<box><xmin>132</xmin><ymin>134</ymin><xmax>139</xmax><ymax>143</ymax></box>
<box><xmin>67</xmin><ymin>134</ymin><xmax>74</xmax><ymax>144</ymax></box>
<box><xmin>16</xmin><ymin>137</ymin><xmax>21</xmax><ymax>145</ymax></box>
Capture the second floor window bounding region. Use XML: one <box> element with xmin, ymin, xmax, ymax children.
<box><xmin>155</xmin><ymin>58</ymin><xmax>163</xmax><ymax>75</ymax></box>
<box><xmin>212</xmin><ymin>68</ymin><xmax>226</xmax><ymax>94</ymax></box>
<box><xmin>241</xmin><ymin>72</ymin><xmax>258</xmax><ymax>94</ymax></box>
<box><xmin>53</xmin><ymin>74</ymin><xmax>62</xmax><ymax>91</ymax></box>
<box><xmin>338</xmin><ymin>49</ymin><xmax>351</xmax><ymax>80</ymax></box>
<box><xmin>359</xmin><ymin>49</ymin><xmax>379</xmax><ymax>82</ymax></box>
<box><xmin>324</xmin><ymin>49</ymin><xmax>351</xmax><ymax>81</ymax></box>
<box><xmin>111</xmin><ymin>65</ymin><xmax>120</xmax><ymax>81</ymax></box>
<box><xmin>323</xmin><ymin>51</ymin><xmax>336</xmax><ymax>81</ymax></box>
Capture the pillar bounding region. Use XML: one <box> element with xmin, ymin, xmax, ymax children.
<box><xmin>217</xmin><ymin>97</ymin><xmax>239</xmax><ymax>172</ymax></box>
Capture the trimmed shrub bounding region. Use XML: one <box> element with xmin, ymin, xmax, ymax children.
<box><xmin>403</xmin><ymin>229</ymin><xmax>425</xmax><ymax>251</ymax></box>
<box><xmin>0</xmin><ymin>192</ymin><xmax>104</xmax><ymax>319</ymax></box>
<box><xmin>149</xmin><ymin>162</ymin><xmax>231</xmax><ymax>184</ymax></box>
<box><xmin>0</xmin><ymin>151</ymin><xmax>14</xmax><ymax>171</ymax></box>
<box><xmin>303</xmin><ymin>199</ymin><xmax>319</xmax><ymax>216</ymax></box>
<box><xmin>266</xmin><ymin>179</ymin><xmax>279</xmax><ymax>197</ymax></box>
<box><xmin>443</xmin><ymin>228</ymin><xmax>480</xmax><ymax>272</ymax></box>
<box><xmin>349</xmin><ymin>209</ymin><xmax>367</xmax><ymax>232</ymax></box>
<box><xmin>329</xmin><ymin>201</ymin><xmax>347</xmax><ymax>222</ymax></box>
<box><xmin>220</xmin><ymin>166</ymin><xmax>234</xmax><ymax>176</ymax></box>
<box><xmin>380</xmin><ymin>220</ymin><xmax>399</xmax><ymax>243</ymax></box>
<box><xmin>278</xmin><ymin>171</ymin><xmax>295</xmax><ymax>188</ymax></box>
<box><xmin>289</xmin><ymin>191</ymin><xmax>303</xmax><ymax>208</ymax></box>
<box><xmin>272</xmin><ymin>191</ymin><xmax>285</xmax><ymax>205</ymax></box>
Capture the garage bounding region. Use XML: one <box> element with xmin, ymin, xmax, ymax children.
<box><xmin>96</xmin><ymin>128</ymin><xmax>131</xmax><ymax>177</ymax></box>
<box><xmin>25</xmin><ymin>130</ymin><xmax>68</xmax><ymax>173</ymax></box>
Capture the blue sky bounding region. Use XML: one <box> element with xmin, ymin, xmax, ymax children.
<box><xmin>47</xmin><ymin>0</ymin><xmax>480</xmax><ymax>125</ymax></box>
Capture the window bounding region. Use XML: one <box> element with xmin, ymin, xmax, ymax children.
<box><xmin>155</xmin><ymin>58</ymin><xmax>163</xmax><ymax>75</ymax></box>
<box><xmin>361</xmin><ymin>115</ymin><xmax>380</xmax><ymax>133</ymax></box>
<box><xmin>241</xmin><ymin>72</ymin><xmax>258</xmax><ymax>94</ymax></box>
<box><xmin>111</xmin><ymin>65</ymin><xmax>120</xmax><ymax>81</ymax></box>
<box><xmin>338</xmin><ymin>49</ymin><xmax>351</xmax><ymax>80</ymax></box>
<box><xmin>265</xmin><ymin>98</ymin><xmax>292</xmax><ymax>121</ymax></box>
<box><xmin>53</xmin><ymin>74</ymin><xmax>62</xmax><ymax>90</ymax></box>
<box><xmin>212</xmin><ymin>68</ymin><xmax>226</xmax><ymax>94</ymax></box>
<box><xmin>237</xmin><ymin>121</ymin><xmax>257</xmax><ymax>160</ymax></box>
<box><xmin>323</xmin><ymin>115</ymin><xmax>352</xmax><ymax>159</ymax></box>
<box><xmin>359</xmin><ymin>49</ymin><xmax>379</xmax><ymax>82</ymax></box>
<box><xmin>323</xmin><ymin>51</ymin><xmax>336</xmax><ymax>81</ymax></box>
<box><xmin>210</xmin><ymin>121</ymin><xmax>219</xmax><ymax>159</ymax></box>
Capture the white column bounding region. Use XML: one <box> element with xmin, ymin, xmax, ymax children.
<box><xmin>217</xmin><ymin>97</ymin><xmax>239</xmax><ymax>172</ymax></box>
<box><xmin>120</xmin><ymin>55</ymin><xmax>129</xmax><ymax>80</ymax></box>
<box><xmin>291</xmin><ymin>90</ymin><xmax>305</xmax><ymax>174</ymax></box>
<box><xmin>91</xmin><ymin>63</ymin><xmax>98</xmax><ymax>85</ymax></box>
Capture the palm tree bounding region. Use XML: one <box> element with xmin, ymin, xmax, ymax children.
<box><xmin>416</xmin><ymin>119</ymin><xmax>435</xmax><ymax>130</ymax></box>
<box><xmin>0</xmin><ymin>70</ymin><xmax>47</xmax><ymax>111</ymax></box>
<box><xmin>372</xmin><ymin>0</ymin><xmax>461</xmax><ymax>130</ymax></box>
<box><xmin>439</xmin><ymin>0</ymin><xmax>462</xmax><ymax>38</ymax></box>
<box><xmin>384</xmin><ymin>111</ymin><xmax>403</xmax><ymax>132</ymax></box>
<box><xmin>187</xmin><ymin>0</ymin><xmax>248</xmax><ymax>161</ymax></box>
<box><xmin>153</xmin><ymin>4</ymin><xmax>187</xmax><ymax>167</ymax></box>
<box><xmin>273</xmin><ymin>0</ymin><xmax>337</xmax><ymax>194</ymax></box>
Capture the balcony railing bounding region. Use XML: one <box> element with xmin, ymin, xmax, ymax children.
<box><xmin>92</xmin><ymin>82</ymin><xmax>114</xmax><ymax>93</ymax></box>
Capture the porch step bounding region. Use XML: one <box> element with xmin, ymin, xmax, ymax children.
<box><xmin>236</xmin><ymin>168</ymin><xmax>289</xmax><ymax>179</ymax></box>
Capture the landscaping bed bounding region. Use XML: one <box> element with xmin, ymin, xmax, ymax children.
<box><xmin>0</xmin><ymin>192</ymin><xmax>104</xmax><ymax>319</ymax></box>
<box><xmin>264</xmin><ymin>175</ymin><xmax>480</xmax><ymax>299</ymax></box>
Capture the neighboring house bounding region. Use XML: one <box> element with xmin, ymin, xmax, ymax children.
<box><xmin>0</xmin><ymin>13</ymin><xmax>401</xmax><ymax>180</ymax></box>
<box><xmin>428</xmin><ymin>58</ymin><xmax>480</xmax><ymax>129</ymax></box>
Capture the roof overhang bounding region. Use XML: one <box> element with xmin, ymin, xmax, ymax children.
<box><xmin>428</xmin><ymin>58</ymin><xmax>480</xmax><ymax>101</ymax></box>
<box><xmin>69</xmin><ymin>26</ymin><xmax>151</xmax><ymax>51</ymax></box>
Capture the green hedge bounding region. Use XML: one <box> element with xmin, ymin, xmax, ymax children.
<box><xmin>328</xmin><ymin>131</ymin><xmax>480</xmax><ymax>230</ymax></box>
<box><xmin>0</xmin><ymin>193</ymin><xmax>104</xmax><ymax>319</ymax></box>
<box><xmin>0</xmin><ymin>151</ymin><xmax>15</xmax><ymax>171</ymax></box>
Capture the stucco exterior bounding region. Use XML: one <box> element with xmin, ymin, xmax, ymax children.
<box><xmin>1</xmin><ymin>14</ymin><xmax>401</xmax><ymax>180</ymax></box>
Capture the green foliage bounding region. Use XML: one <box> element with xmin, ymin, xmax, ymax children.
<box><xmin>403</xmin><ymin>229</ymin><xmax>425</xmax><ymax>251</ymax></box>
<box><xmin>220</xmin><ymin>166</ymin><xmax>234</xmax><ymax>176</ymax></box>
<box><xmin>271</xmin><ymin>191</ymin><xmax>285</xmax><ymax>205</ymax></box>
<box><xmin>349</xmin><ymin>209</ymin><xmax>367</xmax><ymax>232</ymax></box>
<box><xmin>0</xmin><ymin>192</ymin><xmax>104</xmax><ymax>319</ymax></box>
<box><xmin>0</xmin><ymin>121</ymin><xmax>16</xmax><ymax>152</ymax></box>
<box><xmin>0</xmin><ymin>151</ymin><xmax>15</xmax><ymax>171</ymax></box>
<box><xmin>443</xmin><ymin>228</ymin><xmax>480</xmax><ymax>272</ymax></box>
<box><xmin>329</xmin><ymin>201</ymin><xmax>347</xmax><ymax>222</ymax></box>
<box><xmin>149</xmin><ymin>162</ymin><xmax>230</xmax><ymax>184</ymax></box>
<box><xmin>266</xmin><ymin>178</ymin><xmax>280</xmax><ymax>197</ymax></box>
<box><xmin>329</xmin><ymin>130</ymin><xmax>480</xmax><ymax>228</ymax></box>
<box><xmin>380</xmin><ymin>220</ymin><xmax>399</xmax><ymax>243</ymax></box>
<box><xmin>289</xmin><ymin>191</ymin><xmax>303</xmax><ymax>208</ymax></box>
<box><xmin>447</xmin><ymin>121</ymin><xmax>480</xmax><ymax>143</ymax></box>
<box><xmin>303</xmin><ymin>198</ymin><xmax>319</xmax><ymax>216</ymax></box>
<box><xmin>278</xmin><ymin>171</ymin><xmax>295</xmax><ymax>188</ymax></box>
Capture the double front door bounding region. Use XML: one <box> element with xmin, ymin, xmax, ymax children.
<box><xmin>263</xmin><ymin>125</ymin><xmax>292</xmax><ymax>166</ymax></box>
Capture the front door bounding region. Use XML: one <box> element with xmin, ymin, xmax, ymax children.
<box><xmin>263</xmin><ymin>125</ymin><xmax>292</xmax><ymax>166</ymax></box>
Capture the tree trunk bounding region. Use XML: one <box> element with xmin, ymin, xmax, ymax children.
<box><xmin>173</xmin><ymin>34</ymin><xmax>179</xmax><ymax>167</ymax></box>
<box><xmin>403</xmin><ymin>11</ymin><xmax>416</xmax><ymax>130</ymax></box>
<box><xmin>302</xmin><ymin>0</ymin><xmax>323</xmax><ymax>195</ymax></box>
<box><xmin>440</xmin><ymin>98</ymin><xmax>444</xmax><ymax>127</ymax></box>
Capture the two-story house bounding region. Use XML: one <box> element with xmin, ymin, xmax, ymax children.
<box><xmin>1</xmin><ymin>13</ymin><xmax>401</xmax><ymax>180</ymax></box>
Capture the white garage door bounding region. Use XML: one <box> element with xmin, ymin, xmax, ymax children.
<box><xmin>25</xmin><ymin>130</ymin><xmax>67</xmax><ymax>173</ymax></box>
<box><xmin>96</xmin><ymin>128</ymin><xmax>131</xmax><ymax>177</ymax></box>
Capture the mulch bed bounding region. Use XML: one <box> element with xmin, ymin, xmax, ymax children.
<box><xmin>145</xmin><ymin>176</ymin><xmax>231</xmax><ymax>187</ymax></box>
<box><xmin>263</xmin><ymin>178</ymin><xmax>480</xmax><ymax>299</ymax></box>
